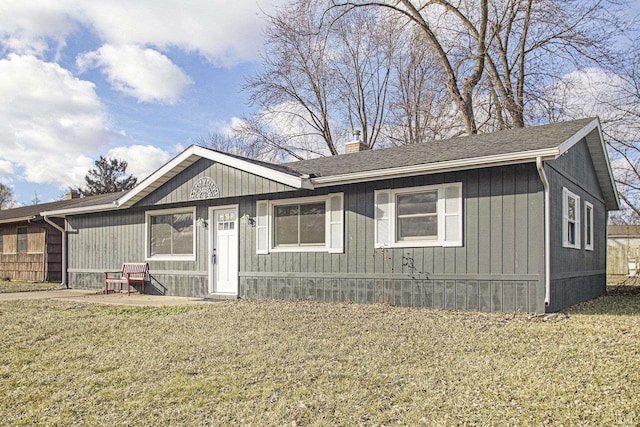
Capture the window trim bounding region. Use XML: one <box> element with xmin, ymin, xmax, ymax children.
<box><xmin>257</xmin><ymin>193</ymin><xmax>344</xmax><ymax>254</ymax></box>
<box><xmin>145</xmin><ymin>207</ymin><xmax>196</xmax><ymax>261</ymax></box>
<box><xmin>584</xmin><ymin>201</ymin><xmax>594</xmax><ymax>251</ymax></box>
<box><xmin>562</xmin><ymin>187</ymin><xmax>581</xmax><ymax>249</ymax></box>
<box><xmin>375</xmin><ymin>183</ymin><xmax>463</xmax><ymax>248</ymax></box>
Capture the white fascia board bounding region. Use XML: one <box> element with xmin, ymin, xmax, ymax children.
<box><xmin>40</xmin><ymin>203</ymin><xmax>119</xmax><ymax>218</ymax></box>
<box><xmin>310</xmin><ymin>148</ymin><xmax>559</xmax><ymax>187</ymax></box>
<box><xmin>587</xmin><ymin>119</ymin><xmax>621</xmax><ymax>210</ymax></box>
<box><xmin>0</xmin><ymin>215</ymin><xmax>37</xmax><ymax>224</ymax></box>
<box><xmin>556</xmin><ymin>117</ymin><xmax>599</xmax><ymax>155</ymax></box>
<box><xmin>115</xmin><ymin>147</ymin><xmax>201</xmax><ymax>208</ymax></box>
<box><xmin>555</xmin><ymin>118</ymin><xmax>620</xmax><ymax>210</ymax></box>
<box><xmin>116</xmin><ymin>146</ymin><xmax>311</xmax><ymax>208</ymax></box>
<box><xmin>190</xmin><ymin>146</ymin><xmax>311</xmax><ymax>189</ymax></box>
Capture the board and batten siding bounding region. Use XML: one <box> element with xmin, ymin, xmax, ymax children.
<box><xmin>66</xmin><ymin>160</ymin><xmax>547</xmax><ymax>312</ymax></box>
<box><xmin>239</xmin><ymin>164</ymin><xmax>546</xmax><ymax>313</ymax></box>
<box><xmin>138</xmin><ymin>158</ymin><xmax>296</xmax><ymax>207</ymax></box>
<box><xmin>546</xmin><ymin>138</ymin><xmax>607</xmax><ymax>312</ymax></box>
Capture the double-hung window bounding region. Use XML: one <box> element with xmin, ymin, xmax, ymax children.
<box><xmin>146</xmin><ymin>208</ymin><xmax>195</xmax><ymax>260</ymax></box>
<box><xmin>584</xmin><ymin>201</ymin><xmax>594</xmax><ymax>251</ymax></box>
<box><xmin>375</xmin><ymin>183</ymin><xmax>462</xmax><ymax>248</ymax></box>
<box><xmin>256</xmin><ymin>193</ymin><xmax>344</xmax><ymax>253</ymax></box>
<box><xmin>562</xmin><ymin>188</ymin><xmax>581</xmax><ymax>249</ymax></box>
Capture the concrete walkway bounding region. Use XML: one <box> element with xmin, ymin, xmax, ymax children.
<box><xmin>0</xmin><ymin>289</ymin><xmax>210</xmax><ymax>307</ymax></box>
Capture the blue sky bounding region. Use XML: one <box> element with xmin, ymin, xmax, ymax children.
<box><xmin>0</xmin><ymin>0</ymin><xmax>283</xmax><ymax>205</ymax></box>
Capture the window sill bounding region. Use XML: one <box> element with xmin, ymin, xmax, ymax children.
<box><xmin>146</xmin><ymin>255</ymin><xmax>196</xmax><ymax>262</ymax></box>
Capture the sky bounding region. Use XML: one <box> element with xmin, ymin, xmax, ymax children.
<box><xmin>1</xmin><ymin>1</ymin><xmax>639</xmax><ymax>206</ymax></box>
<box><xmin>0</xmin><ymin>0</ymin><xmax>286</xmax><ymax>205</ymax></box>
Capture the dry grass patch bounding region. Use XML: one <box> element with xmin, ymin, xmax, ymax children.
<box><xmin>1</xmin><ymin>293</ymin><xmax>639</xmax><ymax>426</ymax></box>
<box><xmin>0</xmin><ymin>280</ymin><xmax>61</xmax><ymax>293</ymax></box>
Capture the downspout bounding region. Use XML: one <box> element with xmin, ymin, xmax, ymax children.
<box><xmin>43</xmin><ymin>216</ymin><xmax>67</xmax><ymax>289</ymax></box>
<box><xmin>536</xmin><ymin>157</ymin><xmax>551</xmax><ymax>308</ymax></box>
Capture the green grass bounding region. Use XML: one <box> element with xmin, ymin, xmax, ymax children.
<box><xmin>0</xmin><ymin>280</ymin><xmax>61</xmax><ymax>293</ymax></box>
<box><xmin>0</xmin><ymin>279</ymin><xmax>638</xmax><ymax>425</ymax></box>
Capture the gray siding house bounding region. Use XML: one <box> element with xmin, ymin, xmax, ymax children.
<box><xmin>41</xmin><ymin>118</ymin><xmax>619</xmax><ymax>313</ymax></box>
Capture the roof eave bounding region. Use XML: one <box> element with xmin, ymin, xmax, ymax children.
<box><xmin>310</xmin><ymin>148</ymin><xmax>559</xmax><ymax>187</ymax></box>
<box><xmin>0</xmin><ymin>215</ymin><xmax>38</xmax><ymax>224</ymax></box>
<box><xmin>40</xmin><ymin>203</ymin><xmax>119</xmax><ymax>218</ymax></box>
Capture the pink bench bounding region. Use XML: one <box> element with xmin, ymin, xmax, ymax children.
<box><xmin>104</xmin><ymin>263</ymin><xmax>149</xmax><ymax>295</ymax></box>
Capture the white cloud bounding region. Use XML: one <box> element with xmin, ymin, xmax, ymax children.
<box><xmin>0</xmin><ymin>0</ymin><xmax>76</xmax><ymax>56</ymax></box>
<box><xmin>0</xmin><ymin>54</ymin><xmax>110</xmax><ymax>188</ymax></box>
<box><xmin>106</xmin><ymin>145</ymin><xmax>172</xmax><ymax>181</ymax></box>
<box><xmin>0</xmin><ymin>160</ymin><xmax>15</xmax><ymax>176</ymax></box>
<box><xmin>0</xmin><ymin>0</ymin><xmax>284</xmax><ymax>65</ymax></box>
<box><xmin>77</xmin><ymin>44</ymin><xmax>193</xmax><ymax>104</ymax></box>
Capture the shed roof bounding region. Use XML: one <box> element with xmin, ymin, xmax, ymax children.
<box><xmin>0</xmin><ymin>192</ymin><xmax>122</xmax><ymax>224</ymax></box>
<box><xmin>34</xmin><ymin>117</ymin><xmax>618</xmax><ymax>217</ymax></box>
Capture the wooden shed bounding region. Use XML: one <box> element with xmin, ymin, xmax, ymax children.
<box><xmin>41</xmin><ymin>118</ymin><xmax>619</xmax><ymax>312</ymax></box>
<box><xmin>0</xmin><ymin>202</ymin><xmax>66</xmax><ymax>281</ymax></box>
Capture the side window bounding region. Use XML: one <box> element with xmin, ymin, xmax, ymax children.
<box><xmin>585</xmin><ymin>201</ymin><xmax>594</xmax><ymax>251</ymax></box>
<box><xmin>562</xmin><ymin>188</ymin><xmax>581</xmax><ymax>249</ymax></box>
<box><xmin>17</xmin><ymin>226</ymin><xmax>28</xmax><ymax>253</ymax></box>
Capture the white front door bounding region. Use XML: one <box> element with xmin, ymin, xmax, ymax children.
<box><xmin>209</xmin><ymin>206</ymin><xmax>239</xmax><ymax>294</ymax></box>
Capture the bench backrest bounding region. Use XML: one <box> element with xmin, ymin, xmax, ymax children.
<box><xmin>120</xmin><ymin>263</ymin><xmax>149</xmax><ymax>280</ymax></box>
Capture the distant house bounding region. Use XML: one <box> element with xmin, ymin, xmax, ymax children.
<box><xmin>35</xmin><ymin>118</ymin><xmax>617</xmax><ymax>313</ymax></box>
<box><xmin>607</xmin><ymin>225</ymin><xmax>640</xmax><ymax>276</ymax></box>
<box><xmin>0</xmin><ymin>198</ymin><xmax>71</xmax><ymax>281</ymax></box>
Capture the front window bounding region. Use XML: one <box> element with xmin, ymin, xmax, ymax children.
<box><xmin>255</xmin><ymin>193</ymin><xmax>344</xmax><ymax>254</ymax></box>
<box><xmin>375</xmin><ymin>183</ymin><xmax>462</xmax><ymax>248</ymax></box>
<box><xmin>17</xmin><ymin>227</ymin><xmax>27</xmax><ymax>253</ymax></box>
<box><xmin>396</xmin><ymin>191</ymin><xmax>438</xmax><ymax>241</ymax></box>
<box><xmin>274</xmin><ymin>202</ymin><xmax>325</xmax><ymax>246</ymax></box>
<box><xmin>147</xmin><ymin>209</ymin><xmax>195</xmax><ymax>259</ymax></box>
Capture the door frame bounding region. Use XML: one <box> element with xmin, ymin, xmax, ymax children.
<box><xmin>208</xmin><ymin>204</ymin><xmax>239</xmax><ymax>295</ymax></box>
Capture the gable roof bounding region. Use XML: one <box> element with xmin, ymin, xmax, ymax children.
<box><xmin>37</xmin><ymin>117</ymin><xmax>618</xmax><ymax>217</ymax></box>
<box><xmin>285</xmin><ymin>117</ymin><xmax>618</xmax><ymax>210</ymax></box>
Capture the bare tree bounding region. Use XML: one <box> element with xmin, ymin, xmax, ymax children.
<box><xmin>330</xmin><ymin>0</ymin><xmax>628</xmax><ymax>134</ymax></box>
<box><xmin>0</xmin><ymin>183</ymin><xmax>13</xmax><ymax>209</ymax></box>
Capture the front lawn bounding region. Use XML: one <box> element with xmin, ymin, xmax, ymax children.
<box><xmin>0</xmin><ymin>287</ymin><xmax>638</xmax><ymax>425</ymax></box>
<box><xmin>0</xmin><ymin>280</ymin><xmax>61</xmax><ymax>293</ymax></box>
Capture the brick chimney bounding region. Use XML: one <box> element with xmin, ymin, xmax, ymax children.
<box><xmin>344</xmin><ymin>129</ymin><xmax>369</xmax><ymax>154</ymax></box>
<box><xmin>66</xmin><ymin>190</ymin><xmax>80</xmax><ymax>200</ymax></box>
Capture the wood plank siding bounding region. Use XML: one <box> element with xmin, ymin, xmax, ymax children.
<box><xmin>0</xmin><ymin>220</ymin><xmax>63</xmax><ymax>282</ymax></box>
<box><xmin>546</xmin><ymin>138</ymin><xmax>608</xmax><ymax>311</ymax></box>
<box><xmin>67</xmin><ymin>162</ymin><xmax>547</xmax><ymax>312</ymax></box>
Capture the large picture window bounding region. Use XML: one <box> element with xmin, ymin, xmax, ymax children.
<box><xmin>274</xmin><ymin>202</ymin><xmax>326</xmax><ymax>246</ymax></box>
<box><xmin>146</xmin><ymin>208</ymin><xmax>195</xmax><ymax>260</ymax></box>
<box><xmin>256</xmin><ymin>193</ymin><xmax>344</xmax><ymax>254</ymax></box>
<box><xmin>375</xmin><ymin>183</ymin><xmax>462</xmax><ymax>248</ymax></box>
<box><xmin>562</xmin><ymin>188</ymin><xmax>581</xmax><ymax>249</ymax></box>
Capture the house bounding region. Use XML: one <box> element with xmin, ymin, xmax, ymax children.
<box><xmin>607</xmin><ymin>225</ymin><xmax>640</xmax><ymax>276</ymax></box>
<box><xmin>0</xmin><ymin>199</ymin><xmax>68</xmax><ymax>282</ymax></box>
<box><xmin>39</xmin><ymin>117</ymin><xmax>619</xmax><ymax>313</ymax></box>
